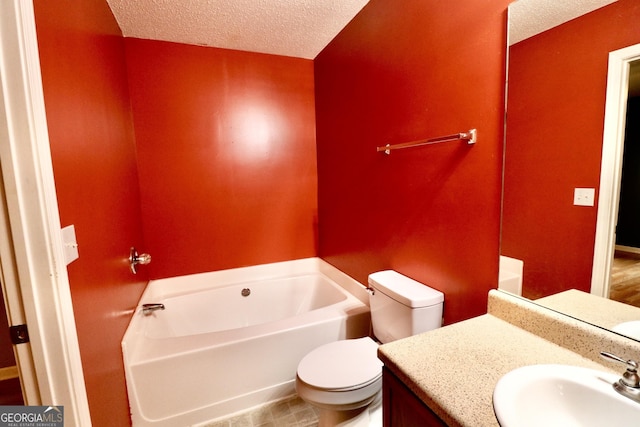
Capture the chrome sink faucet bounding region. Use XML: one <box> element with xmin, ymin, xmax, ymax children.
<box><xmin>601</xmin><ymin>351</ymin><xmax>640</xmax><ymax>403</ymax></box>
<box><xmin>141</xmin><ymin>303</ymin><xmax>165</xmax><ymax>316</ymax></box>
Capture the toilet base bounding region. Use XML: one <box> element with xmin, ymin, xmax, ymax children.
<box><xmin>316</xmin><ymin>392</ymin><xmax>382</xmax><ymax>427</ymax></box>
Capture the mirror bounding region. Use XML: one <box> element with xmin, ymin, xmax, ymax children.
<box><xmin>501</xmin><ymin>0</ymin><xmax>640</xmax><ymax>339</ymax></box>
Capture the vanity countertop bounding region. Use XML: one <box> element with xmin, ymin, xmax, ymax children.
<box><xmin>536</xmin><ymin>289</ymin><xmax>640</xmax><ymax>331</ymax></box>
<box><xmin>377</xmin><ymin>290</ymin><xmax>640</xmax><ymax>427</ymax></box>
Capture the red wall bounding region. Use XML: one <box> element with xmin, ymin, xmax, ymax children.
<box><xmin>502</xmin><ymin>0</ymin><xmax>640</xmax><ymax>299</ymax></box>
<box><xmin>31</xmin><ymin>0</ymin><xmax>513</xmax><ymax>422</ymax></box>
<box><xmin>314</xmin><ymin>0</ymin><xmax>511</xmax><ymax>325</ymax></box>
<box><xmin>33</xmin><ymin>1</ymin><xmax>147</xmax><ymax>426</ymax></box>
<box><xmin>125</xmin><ymin>39</ymin><xmax>318</xmax><ymax>279</ymax></box>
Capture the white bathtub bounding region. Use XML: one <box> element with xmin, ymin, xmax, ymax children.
<box><xmin>122</xmin><ymin>258</ymin><xmax>371</xmax><ymax>427</ymax></box>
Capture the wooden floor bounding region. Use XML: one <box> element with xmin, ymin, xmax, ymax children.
<box><xmin>610</xmin><ymin>251</ymin><xmax>640</xmax><ymax>308</ymax></box>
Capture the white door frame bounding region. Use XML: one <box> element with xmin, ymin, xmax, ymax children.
<box><xmin>0</xmin><ymin>1</ymin><xmax>91</xmax><ymax>426</ymax></box>
<box><xmin>591</xmin><ymin>43</ymin><xmax>640</xmax><ymax>298</ymax></box>
<box><xmin>0</xmin><ymin>151</ymin><xmax>41</xmax><ymax>405</ymax></box>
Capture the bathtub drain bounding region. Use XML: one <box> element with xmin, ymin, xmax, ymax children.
<box><xmin>241</xmin><ymin>288</ymin><xmax>251</xmax><ymax>297</ymax></box>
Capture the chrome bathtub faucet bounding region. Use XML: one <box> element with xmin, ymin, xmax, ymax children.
<box><xmin>142</xmin><ymin>303</ymin><xmax>165</xmax><ymax>315</ymax></box>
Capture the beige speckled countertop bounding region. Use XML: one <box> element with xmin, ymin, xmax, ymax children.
<box><xmin>378</xmin><ymin>290</ymin><xmax>640</xmax><ymax>427</ymax></box>
<box><xmin>536</xmin><ymin>289</ymin><xmax>640</xmax><ymax>332</ymax></box>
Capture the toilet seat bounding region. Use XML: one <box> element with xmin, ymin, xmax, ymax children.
<box><xmin>297</xmin><ymin>337</ymin><xmax>382</xmax><ymax>390</ymax></box>
<box><xmin>296</xmin><ymin>337</ymin><xmax>383</xmax><ymax>410</ymax></box>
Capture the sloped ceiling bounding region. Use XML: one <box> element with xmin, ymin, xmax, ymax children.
<box><xmin>509</xmin><ymin>0</ymin><xmax>618</xmax><ymax>45</ymax></box>
<box><xmin>106</xmin><ymin>0</ymin><xmax>369</xmax><ymax>59</ymax></box>
<box><xmin>106</xmin><ymin>1</ymin><xmax>623</xmax><ymax>60</ymax></box>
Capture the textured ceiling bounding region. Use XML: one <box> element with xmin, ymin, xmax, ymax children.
<box><xmin>509</xmin><ymin>0</ymin><xmax>618</xmax><ymax>45</ymax></box>
<box><xmin>107</xmin><ymin>1</ymin><xmax>622</xmax><ymax>59</ymax></box>
<box><xmin>106</xmin><ymin>0</ymin><xmax>369</xmax><ymax>59</ymax></box>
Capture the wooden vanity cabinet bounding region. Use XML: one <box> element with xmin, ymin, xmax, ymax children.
<box><xmin>382</xmin><ymin>367</ymin><xmax>448</xmax><ymax>427</ymax></box>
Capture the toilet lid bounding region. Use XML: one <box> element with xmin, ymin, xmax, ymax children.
<box><xmin>297</xmin><ymin>337</ymin><xmax>383</xmax><ymax>390</ymax></box>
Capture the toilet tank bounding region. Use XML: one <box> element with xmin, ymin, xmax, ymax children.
<box><xmin>368</xmin><ymin>270</ymin><xmax>444</xmax><ymax>344</ymax></box>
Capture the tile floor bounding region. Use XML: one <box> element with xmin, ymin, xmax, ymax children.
<box><xmin>203</xmin><ymin>395</ymin><xmax>320</xmax><ymax>427</ymax></box>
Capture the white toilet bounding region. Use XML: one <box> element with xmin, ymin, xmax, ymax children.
<box><xmin>296</xmin><ymin>270</ymin><xmax>444</xmax><ymax>426</ymax></box>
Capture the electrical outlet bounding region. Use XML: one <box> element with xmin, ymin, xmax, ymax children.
<box><xmin>574</xmin><ymin>188</ymin><xmax>595</xmax><ymax>206</ymax></box>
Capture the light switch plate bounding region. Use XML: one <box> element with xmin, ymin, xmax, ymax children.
<box><xmin>61</xmin><ymin>225</ymin><xmax>79</xmax><ymax>265</ymax></box>
<box><xmin>574</xmin><ymin>188</ymin><xmax>595</xmax><ymax>206</ymax></box>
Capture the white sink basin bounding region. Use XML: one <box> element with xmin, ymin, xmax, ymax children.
<box><xmin>493</xmin><ymin>364</ymin><xmax>640</xmax><ymax>426</ymax></box>
<box><xmin>612</xmin><ymin>321</ymin><xmax>640</xmax><ymax>340</ymax></box>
